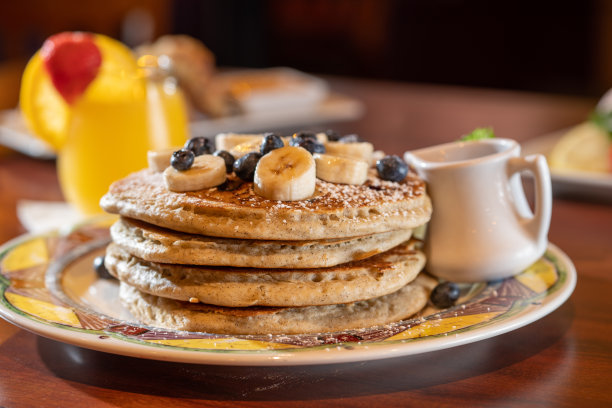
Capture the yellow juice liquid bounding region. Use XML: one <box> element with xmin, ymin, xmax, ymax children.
<box><xmin>58</xmin><ymin>80</ymin><xmax>189</xmax><ymax>215</ymax></box>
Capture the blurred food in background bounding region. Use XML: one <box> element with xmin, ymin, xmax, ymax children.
<box><xmin>548</xmin><ymin>90</ymin><xmax>612</xmax><ymax>174</ymax></box>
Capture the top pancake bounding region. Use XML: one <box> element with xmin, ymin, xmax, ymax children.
<box><xmin>101</xmin><ymin>169</ymin><xmax>432</xmax><ymax>240</ymax></box>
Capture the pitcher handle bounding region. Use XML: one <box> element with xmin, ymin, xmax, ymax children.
<box><xmin>508</xmin><ymin>154</ymin><xmax>552</xmax><ymax>245</ymax></box>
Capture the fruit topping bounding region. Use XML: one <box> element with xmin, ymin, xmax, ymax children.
<box><xmin>171</xmin><ymin>148</ymin><xmax>195</xmax><ymax>171</ymax></box>
<box><xmin>261</xmin><ymin>132</ymin><xmax>285</xmax><ymax>155</ymax></box>
<box><xmin>230</xmin><ymin>139</ymin><xmax>264</xmax><ymax>158</ymax></box>
<box><xmin>376</xmin><ymin>155</ymin><xmax>408</xmax><ymax>182</ymax></box>
<box><xmin>430</xmin><ymin>282</ymin><xmax>460</xmax><ymax>308</ymax></box>
<box><xmin>164</xmin><ymin>154</ymin><xmax>227</xmax><ymax>192</ymax></box>
<box><xmin>338</xmin><ymin>134</ymin><xmax>363</xmax><ymax>143</ymax></box>
<box><xmin>324</xmin><ymin>129</ymin><xmax>341</xmax><ymax>142</ymax></box>
<box><xmin>292</xmin><ymin>131</ymin><xmax>318</xmax><ymax>142</ymax></box>
<box><xmin>93</xmin><ymin>255</ymin><xmax>114</xmax><ymax>279</ymax></box>
<box><xmin>254</xmin><ymin>146</ymin><xmax>316</xmax><ymax>201</ymax></box>
<box><xmin>215</xmin><ymin>133</ymin><xmax>263</xmax><ymax>151</ymax></box>
<box><xmin>185</xmin><ymin>136</ymin><xmax>213</xmax><ymax>156</ymax></box>
<box><xmin>233</xmin><ymin>151</ymin><xmax>263</xmax><ymax>181</ymax></box>
<box><xmin>213</xmin><ymin>150</ymin><xmax>236</xmax><ymax>173</ymax></box>
<box><xmin>40</xmin><ymin>32</ymin><xmax>102</xmax><ymax>105</ymax></box>
<box><xmin>314</xmin><ymin>153</ymin><xmax>368</xmax><ymax>185</ymax></box>
<box><xmin>148</xmin><ymin>147</ymin><xmax>179</xmax><ymax>172</ymax></box>
<box><xmin>290</xmin><ymin>135</ymin><xmax>326</xmax><ymax>154</ymax></box>
<box><xmin>324</xmin><ymin>140</ymin><xmax>373</xmax><ymax>162</ymax></box>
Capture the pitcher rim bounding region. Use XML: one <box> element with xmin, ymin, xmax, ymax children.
<box><xmin>404</xmin><ymin>138</ymin><xmax>519</xmax><ymax>169</ymax></box>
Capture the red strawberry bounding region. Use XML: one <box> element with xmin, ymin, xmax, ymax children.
<box><xmin>40</xmin><ymin>32</ymin><xmax>102</xmax><ymax>105</ymax></box>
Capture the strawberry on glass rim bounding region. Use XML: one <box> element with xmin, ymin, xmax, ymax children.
<box><xmin>19</xmin><ymin>32</ymin><xmax>141</xmax><ymax>151</ymax></box>
<box><xmin>40</xmin><ymin>32</ymin><xmax>102</xmax><ymax>105</ymax></box>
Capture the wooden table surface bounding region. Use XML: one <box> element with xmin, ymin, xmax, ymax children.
<box><xmin>1</xmin><ymin>77</ymin><xmax>611</xmax><ymax>407</ymax></box>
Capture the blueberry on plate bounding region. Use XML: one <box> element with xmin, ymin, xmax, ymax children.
<box><xmin>260</xmin><ymin>133</ymin><xmax>284</xmax><ymax>155</ymax></box>
<box><xmin>233</xmin><ymin>152</ymin><xmax>262</xmax><ymax>181</ymax></box>
<box><xmin>213</xmin><ymin>150</ymin><xmax>235</xmax><ymax>173</ymax></box>
<box><xmin>185</xmin><ymin>136</ymin><xmax>213</xmax><ymax>156</ymax></box>
<box><xmin>171</xmin><ymin>148</ymin><xmax>195</xmax><ymax>171</ymax></box>
<box><xmin>430</xmin><ymin>281</ymin><xmax>460</xmax><ymax>308</ymax></box>
<box><xmin>93</xmin><ymin>255</ymin><xmax>114</xmax><ymax>280</ymax></box>
<box><xmin>376</xmin><ymin>155</ymin><xmax>408</xmax><ymax>182</ymax></box>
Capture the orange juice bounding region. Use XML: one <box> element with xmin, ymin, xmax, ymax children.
<box><xmin>19</xmin><ymin>34</ymin><xmax>190</xmax><ymax>215</ymax></box>
<box><xmin>58</xmin><ymin>66</ymin><xmax>189</xmax><ymax>215</ymax></box>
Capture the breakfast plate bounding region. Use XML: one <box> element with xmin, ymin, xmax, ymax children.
<box><xmin>0</xmin><ymin>218</ymin><xmax>576</xmax><ymax>366</ymax></box>
<box><xmin>522</xmin><ymin>130</ymin><xmax>612</xmax><ymax>201</ymax></box>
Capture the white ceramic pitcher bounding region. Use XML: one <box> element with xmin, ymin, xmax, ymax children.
<box><xmin>404</xmin><ymin>138</ymin><xmax>552</xmax><ymax>282</ymax></box>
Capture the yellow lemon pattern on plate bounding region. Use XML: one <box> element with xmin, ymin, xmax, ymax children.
<box><xmin>5</xmin><ymin>292</ymin><xmax>80</xmax><ymax>327</ymax></box>
<box><xmin>0</xmin><ymin>221</ymin><xmax>569</xmax><ymax>353</ymax></box>
<box><xmin>1</xmin><ymin>237</ymin><xmax>49</xmax><ymax>272</ymax></box>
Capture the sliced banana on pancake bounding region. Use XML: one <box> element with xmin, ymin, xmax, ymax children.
<box><xmin>147</xmin><ymin>147</ymin><xmax>180</xmax><ymax>172</ymax></box>
<box><xmin>229</xmin><ymin>139</ymin><xmax>263</xmax><ymax>158</ymax></box>
<box><xmin>163</xmin><ymin>154</ymin><xmax>226</xmax><ymax>192</ymax></box>
<box><xmin>314</xmin><ymin>153</ymin><xmax>368</xmax><ymax>185</ymax></box>
<box><xmin>215</xmin><ymin>133</ymin><xmax>263</xmax><ymax>151</ymax></box>
<box><xmin>254</xmin><ymin>146</ymin><xmax>316</xmax><ymax>201</ymax></box>
<box><xmin>324</xmin><ymin>141</ymin><xmax>374</xmax><ymax>162</ymax></box>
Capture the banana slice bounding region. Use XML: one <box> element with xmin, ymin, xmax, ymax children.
<box><xmin>215</xmin><ymin>133</ymin><xmax>263</xmax><ymax>151</ymax></box>
<box><xmin>324</xmin><ymin>141</ymin><xmax>374</xmax><ymax>162</ymax></box>
<box><xmin>371</xmin><ymin>150</ymin><xmax>386</xmax><ymax>165</ymax></box>
<box><xmin>163</xmin><ymin>154</ymin><xmax>227</xmax><ymax>192</ymax></box>
<box><xmin>254</xmin><ymin>146</ymin><xmax>316</xmax><ymax>201</ymax></box>
<box><xmin>229</xmin><ymin>139</ymin><xmax>262</xmax><ymax>158</ymax></box>
<box><xmin>313</xmin><ymin>153</ymin><xmax>369</xmax><ymax>185</ymax></box>
<box><xmin>315</xmin><ymin>132</ymin><xmax>328</xmax><ymax>143</ymax></box>
<box><xmin>147</xmin><ymin>147</ymin><xmax>181</xmax><ymax>172</ymax></box>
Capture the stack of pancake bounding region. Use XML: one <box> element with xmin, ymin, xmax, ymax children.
<box><xmin>100</xmin><ymin>165</ymin><xmax>434</xmax><ymax>335</ymax></box>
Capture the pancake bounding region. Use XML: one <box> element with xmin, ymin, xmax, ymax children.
<box><xmin>119</xmin><ymin>273</ymin><xmax>436</xmax><ymax>335</ymax></box>
<box><xmin>104</xmin><ymin>240</ymin><xmax>426</xmax><ymax>307</ymax></box>
<box><xmin>100</xmin><ymin>169</ymin><xmax>431</xmax><ymax>240</ymax></box>
<box><xmin>111</xmin><ymin>217</ymin><xmax>414</xmax><ymax>268</ymax></box>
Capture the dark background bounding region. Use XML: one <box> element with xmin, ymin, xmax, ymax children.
<box><xmin>0</xmin><ymin>0</ymin><xmax>610</xmax><ymax>109</ymax></box>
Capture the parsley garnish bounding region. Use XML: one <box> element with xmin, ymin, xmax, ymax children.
<box><xmin>460</xmin><ymin>127</ymin><xmax>495</xmax><ymax>141</ymax></box>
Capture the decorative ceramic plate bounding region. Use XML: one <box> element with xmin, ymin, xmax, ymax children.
<box><xmin>0</xmin><ymin>218</ymin><xmax>576</xmax><ymax>366</ymax></box>
<box><xmin>522</xmin><ymin>130</ymin><xmax>612</xmax><ymax>201</ymax></box>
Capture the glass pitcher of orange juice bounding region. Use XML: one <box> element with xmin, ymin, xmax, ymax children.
<box><xmin>20</xmin><ymin>33</ymin><xmax>189</xmax><ymax>216</ymax></box>
<box><xmin>58</xmin><ymin>55</ymin><xmax>189</xmax><ymax>214</ymax></box>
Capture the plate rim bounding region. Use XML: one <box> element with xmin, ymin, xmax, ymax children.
<box><xmin>0</xmin><ymin>230</ymin><xmax>576</xmax><ymax>367</ymax></box>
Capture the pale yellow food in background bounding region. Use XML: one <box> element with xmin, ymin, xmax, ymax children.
<box><xmin>548</xmin><ymin>122</ymin><xmax>610</xmax><ymax>173</ymax></box>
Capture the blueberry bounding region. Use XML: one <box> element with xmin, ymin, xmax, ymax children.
<box><xmin>376</xmin><ymin>155</ymin><xmax>408</xmax><ymax>182</ymax></box>
<box><xmin>233</xmin><ymin>152</ymin><xmax>262</xmax><ymax>181</ymax></box>
<box><xmin>338</xmin><ymin>134</ymin><xmax>363</xmax><ymax>143</ymax></box>
<box><xmin>171</xmin><ymin>148</ymin><xmax>195</xmax><ymax>171</ymax></box>
<box><xmin>292</xmin><ymin>131</ymin><xmax>317</xmax><ymax>142</ymax></box>
<box><xmin>185</xmin><ymin>136</ymin><xmax>212</xmax><ymax>156</ymax></box>
<box><xmin>213</xmin><ymin>150</ymin><xmax>235</xmax><ymax>173</ymax></box>
<box><xmin>93</xmin><ymin>255</ymin><xmax>114</xmax><ymax>280</ymax></box>
<box><xmin>324</xmin><ymin>129</ymin><xmax>341</xmax><ymax>142</ymax></box>
<box><xmin>260</xmin><ymin>133</ymin><xmax>284</xmax><ymax>155</ymax></box>
<box><xmin>290</xmin><ymin>136</ymin><xmax>325</xmax><ymax>154</ymax></box>
<box><xmin>430</xmin><ymin>282</ymin><xmax>460</xmax><ymax>308</ymax></box>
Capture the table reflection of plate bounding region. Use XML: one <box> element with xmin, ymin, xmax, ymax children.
<box><xmin>522</xmin><ymin>130</ymin><xmax>612</xmax><ymax>201</ymax></box>
<box><xmin>0</xmin><ymin>218</ymin><xmax>575</xmax><ymax>366</ymax></box>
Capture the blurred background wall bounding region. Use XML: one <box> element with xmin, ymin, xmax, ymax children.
<box><xmin>1</xmin><ymin>0</ymin><xmax>611</xmax><ymax>109</ymax></box>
